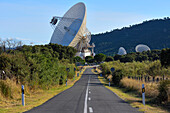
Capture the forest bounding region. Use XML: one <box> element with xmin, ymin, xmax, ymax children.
<box><xmin>91</xmin><ymin>17</ymin><xmax>170</xmax><ymax>56</ymax></box>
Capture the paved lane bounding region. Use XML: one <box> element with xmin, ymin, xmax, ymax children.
<box><xmin>25</xmin><ymin>68</ymin><xmax>141</xmax><ymax>113</ymax></box>
<box><xmin>88</xmin><ymin>71</ymin><xmax>141</xmax><ymax>113</ymax></box>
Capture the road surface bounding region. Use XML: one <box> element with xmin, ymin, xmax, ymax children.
<box><xmin>25</xmin><ymin>68</ymin><xmax>141</xmax><ymax>113</ymax></box>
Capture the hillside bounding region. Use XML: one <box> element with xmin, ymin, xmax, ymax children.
<box><xmin>91</xmin><ymin>17</ymin><xmax>170</xmax><ymax>56</ymax></box>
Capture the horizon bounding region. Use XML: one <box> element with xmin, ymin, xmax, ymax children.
<box><xmin>1</xmin><ymin>0</ymin><xmax>170</xmax><ymax>45</ymax></box>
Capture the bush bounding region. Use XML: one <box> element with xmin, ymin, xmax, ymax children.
<box><xmin>100</xmin><ymin>63</ymin><xmax>111</xmax><ymax>75</ymax></box>
<box><xmin>105</xmin><ymin>56</ymin><xmax>114</xmax><ymax>62</ymax></box>
<box><xmin>94</xmin><ymin>53</ymin><xmax>106</xmax><ymax>62</ymax></box>
<box><xmin>160</xmin><ymin>48</ymin><xmax>170</xmax><ymax>67</ymax></box>
<box><xmin>85</xmin><ymin>56</ymin><xmax>94</xmax><ymax>63</ymax></box>
<box><xmin>73</xmin><ymin>56</ymin><xmax>85</xmax><ymax>64</ymax></box>
<box><xmin>0</xmin><ymin>46</ymin><xmax>3</xmax><ymax>54</ymax></box>
<box><xmin>157</xmin><ymin>80</ymin><xmax>170</xmax><ymax>104</ymax></box>
<box><xmin>112</xmin><ymin>69</ymin><xmax>124</xmax><ymax>85</ymax></box>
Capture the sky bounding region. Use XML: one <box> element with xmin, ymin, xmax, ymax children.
<box><xmin>0</xmin><ymin>0</ymin><xmax>170</xmax><ymax>45</ymax></box>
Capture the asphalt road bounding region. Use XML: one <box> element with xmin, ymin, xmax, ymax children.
<box><xmin>25</xmin><ymin>68</ymin><xmax>142</xmax><ymax>113</ymax></box>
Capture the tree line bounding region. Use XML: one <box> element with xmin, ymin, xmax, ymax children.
<box><xmin>0</xmin><ymin>43</ymin><xmax>77</xmax><ymax>91</ymax></box>
<box><xmin>91</xmin><ymin>17</ymin><xmax>170</xmax><ymax>56</ymax></box>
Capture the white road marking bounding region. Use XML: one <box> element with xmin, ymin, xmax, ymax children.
<box><xmin>89</xmin><ymin>91</ymin><xmax>91</xmax><ymax>94</ymax></box>
<box><xmin>88</xmin><ymin>97</ymin><xmax>91</xmax><ymax>101</ymax></box>
<box><xmin>84</xmin><ymin>76</ymin><xmax>90</xmax><ymax>113</ymax></box>
<box><xmin>89</xmin><ymin>107</ymin><xmax>93</xmax><ymax>113</ymax></box>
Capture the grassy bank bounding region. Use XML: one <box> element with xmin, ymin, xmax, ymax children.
<box><xmin>92</xmin><ymin>69</ymin><xmax>169</xmax><ymax>113</ymax></box>
<box><xmin>0</xmin><ymin>68</ymin><xmax>85</xmax><ymax>113</ymax></box>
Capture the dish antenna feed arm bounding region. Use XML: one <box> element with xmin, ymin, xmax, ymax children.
<box><xmin>50</xmin><ymin>16</ymin><xmax>81</xmax><ymax>26</ymax></box>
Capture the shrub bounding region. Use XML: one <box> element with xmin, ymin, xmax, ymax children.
<box><xmin>100</xmin><ymin>63</ymin><xmax>111</xmax><ymax>75</ymax></box>
<box><xmin>160</xmin><ymin>48</ymin><xmax>170</xmax><ymax>67</ymax></box>
<box><xmin>157</xmin><ymin>80</ymin><xmax>170</xmax><ymax>104</ymax></box>
<box><xmin>73</xmin><ymin>56</ymin><xmax>85</xmax><ymax>64</ymax></box>
<box><xmin>112</xmin><ymin>69</ymin><xmax>124</xmax><ymax>85</ymax></box>
<box><xmin>105</xmin><ymin>56</ymin><xmax>114</xmax><ymax>62</ymax></box>
<box><xmin>94</xmin><ymin>53</ymin><xmax>106</xmax><ymax>62</ymax></box>
<box><xmin>85</xmin><ymin>56</ymin><xmax>94</xmax><ymax>63</ymax></box>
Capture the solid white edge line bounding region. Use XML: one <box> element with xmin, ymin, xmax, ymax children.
<box><xmin>89</xmin><ymin>107</ymin><xmax>93</xmax><ymax>113</ymax></box>
<box><xmin>84</xmin><ymin>76</ymin><xmax>90</xmax><ymax>113</ymax></box>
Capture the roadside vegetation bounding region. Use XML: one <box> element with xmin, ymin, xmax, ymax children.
<box><xmin>98</xmin><ymin>48</ymin><xmax>170</xmax><ymax>112</ymax></box>
<box><xmin>0</xmin><ymin>41</ymin><xmax>82</xmax><ymax>112</ymax></box>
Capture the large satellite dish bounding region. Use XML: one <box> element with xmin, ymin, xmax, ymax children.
<box><xmin>118</xmin><ymin>47</ymin><xmax>127</xmax><ymax>55</ymax></box>
<box><xmin>135</xmin><ymin>44</ymin><xmax>150</xmax><ymax>52</ymax></box>
<box><xmin>50</xmin><ymin>2</ymin><xmax>94</xmax><ymax>57</ymax></box>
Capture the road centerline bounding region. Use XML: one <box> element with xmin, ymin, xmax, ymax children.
<box><xmin>83</xmin><ymin>75</ymin><xmax>90</xmax><ymax>113</ymax></box>
<box><xmin>89</xmin><ymin>107</ymin><xmax>93</xmax><ymax>113</ymax></box>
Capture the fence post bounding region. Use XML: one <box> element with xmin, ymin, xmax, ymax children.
<box><xmin>22</xmin><ymin>85</ymin><xmax>25</xmax><ymax>106</ymax></box>
<box><xmin>148</xmin><ymin>76</ymin><xmax>150</xmax><ymax>82</ymax></box>
<box><xmin>156</xmin><ymin>78</ymin><xmax>159</xmax><ymax>83</ymax></box>
<box><xmin>153</xmin><ymin>77</ymin><xmax>155</xmax><ymax>82</ymax></box>
<box><xmin>66</xmin><ymin>79</ymin><xmax>67</xmax><ymax>86</ymax></box>
<box><xmin>142</xmin><ymin>84</ymin><xmax>145</xmax><ymax>105</ymax></box>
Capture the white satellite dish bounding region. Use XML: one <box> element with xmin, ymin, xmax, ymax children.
<box><xmin>135</xmin><ymin>44</ymin><xmax>150</xmax><ymax>52</ymax></box>
<box><xmin>118</xmin><ymin>47</ymin><xmax>127</xmax><ymax>55</ymax></box>
<box><xmin>50</xmin><ymin>2</ymin><xmax>94</xmax><ymax>58</ymax></box>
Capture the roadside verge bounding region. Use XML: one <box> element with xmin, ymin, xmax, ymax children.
<box><xmin>91</xmin><ymin>69</ymin><xmax>169</xmax><ymax>113</ymax></box>
<box><xmin>0</xmin><ymin>68</ymin><xmax>86</xmax><ymax>113</ymax></box>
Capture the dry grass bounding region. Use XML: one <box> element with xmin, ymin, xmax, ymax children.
<box><xmin>93</xmin><ymin>68</ymin><xmax>169</xmax><ymax>113</ymax></box>
<box><xmin>97</xmin><ymin>76</ymin><xmax>169</xmax><ymax>113</ymax></box>
<box><xmin>0</xmin><ymin>69</ymin><xmax>85</xmax><ymax>113</ymax></box>
<box><xmin>121</xmin><ymin>78</ymin><xmax>159</xmax><ymax>98</ymax></box>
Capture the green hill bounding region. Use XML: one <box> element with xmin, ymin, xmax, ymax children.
<box><xmin>91</xmin><ymin>17</ymin><xmax>170</xmax><ymax>56</ymax></box>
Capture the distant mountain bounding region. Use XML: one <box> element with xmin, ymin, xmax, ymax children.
<box><xmin>91</xmin><ymin>17</ymin><xmax>170</xmax><ymax>56</ymax></box>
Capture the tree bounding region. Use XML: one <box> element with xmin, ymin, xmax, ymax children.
<box><xmin>160</xmin><ymin>48</ymin><xmax>170</xmax><ymax>67</ymax></box>
<box><xmin>85</xmin><ymin>56</ymin><xmax>94</xmax><ymax>63</ymax></box>
<box><xmin>6</xmin><ymin>38</ymin><xmax>13</xmax><ymax>49</ymax></box>
<box><xmin>0</xmin><ymin>38</ymin><xmax>2</xmax><ymax>53</ymax></box>
<box><xmin>94</xmin><ymin>53</ymin><xmax>106</xmax><ymax>62</ymax></box>
<box><xmin>105</xmin><ymin>56</ymin><xmax>114</xmax><ymax>62</ymax></box>
<box><xmin>73</xmin><ymin>56</ymin><xmax>85</xmax><ymax>63</ymax></box>
<box><xmin>0</xmin><ymin>47</ymin><xmax>2</xmax><ymax>54</ymax></box>
<box><xmin>1</xmin><ymin>41</ymin><xmax>6</xmax><ymax>52</ymax></box>
<box><xmin>114</xmin><ymin>54</ymin><xmax>122</xmax><ymax>61</ymax></box>
<box><xmin>120</xmin><ymin>55</ymin><xmax>134</xmax><ymax>62</ymax></box>
<box><xmin>112</xmin><ymin>69</ymin><xmax>124</xmax><ymax>85</ymax></box>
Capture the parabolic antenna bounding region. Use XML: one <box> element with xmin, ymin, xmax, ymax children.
<box><xmin>118</xmin><ymin>47</ymin><xmax>127</xmax><ymax>55</ymax></box>
<box><xmin>50</xmin><ymin>2</ymin><xmax>95</xmax><ymax>58</ymax></box>
<box><xmin>50</xmin><ymin>2</ymin><xmax>92</xmax><ymax>50</ymax></box>
<box><xmin>135</xmin><ymin>44</ymin><xmax>150</xmax><ymax>52</ymax></box>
